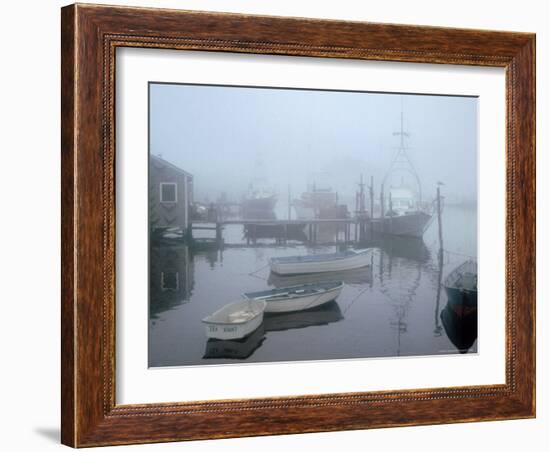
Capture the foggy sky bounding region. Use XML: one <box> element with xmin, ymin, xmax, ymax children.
<box><xmin>149</xmin><ymin>83</ymin><xmax>477</xmax><ymax>205</ymax></box>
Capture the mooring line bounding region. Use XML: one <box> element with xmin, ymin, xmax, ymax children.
<box><xmin>248</xmin><ymin>263</ymin><xmax>271</xmax><ymax>281</ymax></box>
<box><xmin>444</xmin><ymin>249</ymin><xmax>476</xmax><ymax>260</ymax></box>
<box><xmin>343</xmin><ymin>286</ymin><xmax>370</xmax><ymax>315</ymax></box>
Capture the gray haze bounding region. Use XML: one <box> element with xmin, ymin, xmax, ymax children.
<box><xmin>149</xmin><ymin>83</ymin><xmax>477</xmax><ymax>206</ymax></box>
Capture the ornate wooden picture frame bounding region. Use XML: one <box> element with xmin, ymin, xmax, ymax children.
<box><xmin>61</xmin><ymin>3</ymin><xmax>535</xmax><ymax>447</ymax></box>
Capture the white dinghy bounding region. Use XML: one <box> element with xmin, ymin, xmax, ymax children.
<box><xmin>202</xmin><ymin>299</ymin><xmax>266</xmax><ymax>340</ymax></box>
<box><xmin>243</xmin><ymin>281</ymin><xmax>344</xmax><ymax>313</ymax></box>
<box><xmin>269</xmin><ymin>249</ymin><xmax>372</xmax><ymax>276</ymax></box>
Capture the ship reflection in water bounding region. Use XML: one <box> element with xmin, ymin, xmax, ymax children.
<box><xmin>148</xmin><ymin>206</ymin><xmax>477</xmax><ymax>367</ymax></box>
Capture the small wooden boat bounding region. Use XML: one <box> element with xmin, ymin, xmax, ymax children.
<box><xmin>243</xmin><ymin>281</ymin><xmax>344</xmax><ymax>313</ymax></box>
<box><xmin>268</xmin><ymin>266</ymin><xmax>372</xmax><ymax>288</ymax></box>
<box><xmin>443</xmin><ymin>260</ymin><xmax>478</xmax><ymax>308</ymax></box>
<box><xmin>269</xmin><ymin>249</ymin><xmax>372</xmax><ymax>275</ymax></box>
<box><xmin>202</xmin><ymin>299</ymin><xmax>266</xmax><ymax>340</ymax></box>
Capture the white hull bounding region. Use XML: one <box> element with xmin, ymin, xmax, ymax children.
<box><xmin>268</xmin><ymin>266</ymin><xmax>372</xmax><ymax>288</ymax></box>
<box><xmin>262</xmin><ymin>285</ymin><xmax>343</xmax><ymax>313</ymax></box>
<box><xmin>270</xmin><ymin>249</ymin><xmax>372</xmax><ymax>275</ymax></box>
<box><xmin>202</xmin><ymin>299</ymin><xmax>266</xmax><ymax>340</ymax></box>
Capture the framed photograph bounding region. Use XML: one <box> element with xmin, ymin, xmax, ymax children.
<box><xmin>61</xmin><ymin>3</ymin><xmax>535</xmax><ymax>447</ymax></box>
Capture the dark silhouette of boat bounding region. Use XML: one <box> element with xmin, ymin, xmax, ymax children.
<box><xmin>440</xmin><ymin>301</ymin><xmax>478</xmax><ymax>353</ymax></box>
<box><xmin>443</xmin><ymin>260</ymin><xmax>477</xmax><ymax>308</ymax></box>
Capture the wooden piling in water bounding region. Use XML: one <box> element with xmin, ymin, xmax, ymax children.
<box><xmin>370</xmin><ymin>176</ymin><xmax>374</xmax><ymax>239</ymax></box>
<box><xmin>284</xmin><ymin>223</ymin><xmax>288</xmax><ymax>243</ymax></box>
<box><xmin>389</xmin><ymin>191</ymin><xmax>393</xmax><ymax>235</ymax></box>
<box><xmin>380</xmin><ymin>183</ymin><xmax>385</xmax><ymax>233</ymax></box>
<box><xmin>437</xmin><ymin>185</ymin><xmax>443</xmax><ymax>251</ymax></box>
<box><xmin>215</xmin><ymin>222</ymin><xmax>222</xmax><ymax>244</ymax></box>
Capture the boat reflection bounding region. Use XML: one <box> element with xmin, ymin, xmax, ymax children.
<box><xmin>370</xmin><ymin>234</ymin><xmax>430</xmax><ymax>263</ymax></box>
<box><xmin>264</xmin><ymin>300</ymin><xmax>343</xmax><ymax>332</ymax></box>
<box><xmin>203</xmin><ymin>324</ymin><xmax>266</xmax><ymax>360</ymax></box>
<box><xmin>202</xmin><ymin>301</ymin><xmax>343</xmax><ymax>360</ymax></box>
<box><xmin>440</xmin><ymin>301</ymin><xmax>478</xmax><ymax>354</ymax></box>
<box><xmin>267</xmin><ymin>267</ymin><xmax>372</xmax><ymax>288</ymax></box>
<box><xmin>149</xmin><ymin>245</ymin><xmax>195</xmax><ymax>319</ymax></box>
<box><xmin>376</xmin><ymin>243</ymin><xmax>424</xmax><ymax>356</ymax></box>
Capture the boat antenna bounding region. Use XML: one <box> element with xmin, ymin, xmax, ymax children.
<box><xmin>395</xmin><ymin>97</ymin><xmax>409</xmax><ymax>149</ymax></box>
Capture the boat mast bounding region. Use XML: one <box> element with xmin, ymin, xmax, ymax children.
<box><xmin>382</xmin><ymin>96</ymin><xmax>423</xmax><ymax>205</ymax></box>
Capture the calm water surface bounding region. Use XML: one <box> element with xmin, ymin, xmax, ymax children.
<box><xmin>149</xmin><ymin>205</ymin><xmax>477</xmax><ymax>367</ymax></box>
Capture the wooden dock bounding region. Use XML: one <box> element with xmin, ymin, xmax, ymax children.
<box><xmin>189</xmin><ymin>217</ymin><xmax>363</xmax><ymax>247</ymax></box>
<box><xmin>216</xmin><ymin>219</ymin><xmax>356</xmax><ymax>225</ymax></box>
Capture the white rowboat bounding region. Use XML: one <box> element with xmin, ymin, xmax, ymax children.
<box><xmin>202</xmin><ymin>299</ymin><xmax>266</xmax><ymax>340</ymax></box>
<box><xmin>269</xmin><ymin>249</ymin><xmax>372</xmax><ymax>275</ymax></box>
<box><xmin>243</xmin><ymin>282</ymin><xmax>344</xmax><ymax>313</ymax></box>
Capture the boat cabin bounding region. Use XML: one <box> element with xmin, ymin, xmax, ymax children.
<box><xmin>387</xmin><ymin>187</ymin><xmax>418</xmax><ymax>215</ymax></box>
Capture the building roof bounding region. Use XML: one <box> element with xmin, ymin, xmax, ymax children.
<box><xmin>150</xmin><ymin>154</ymin><xmax>193</xmax><ymax>178</ymax></box>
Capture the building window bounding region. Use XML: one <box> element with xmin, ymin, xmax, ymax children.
<box><xmin>160</xmin><ymin>182</ymin><xmax>177</xmax><ymax>203</ymax></box>
<box><xmin>161</xmin><ymin>272</ymin><xmax>179</xmax><ymax>291</ymax></box>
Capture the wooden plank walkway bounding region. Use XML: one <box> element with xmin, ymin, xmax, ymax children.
<box><xmin>191</xmin><ymin>218</ymin><xmax>359</xmax><ymax>226</ymax></box>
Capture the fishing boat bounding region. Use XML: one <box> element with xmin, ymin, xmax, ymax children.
<box><xmin>243</xmin><ymin>281</ymin><xmax>344</xmax><ymax>313</ymax></box>
<box><xmin>241</xmin><ymin>149</ymin><xmax>277</xmax><ymax>219</ymax></box>
<box><xmin>293</xmin><ymin>182</ymin><xmax>339</xmax><ymax>220</ymax></box>
<box><xmin>370</xmin><ymin>201</ymin><xmax>433</xmax><ymax>238</ymax></box>
<box><xmin>369</xmin><ymin>104</ymin><xmax>434</xmax><ymax>238</ymax></box>
<box><xmin>443</xmin><ymin>260</ymin><xmax>478</xmax><ymax>308</ymax></box>
<box><xmin>202</xmin><ymin>299</ymin><xmax>266</xmax><ymax>340</ymax></box>
<box><xmin>241</xmin><ymin>188</ymin><xmax>277</xmax><ymax>219</ymax></box>
<box><xmin>269</xmin><ymin>249</ymin><xmax>372</xmax><ymax>275</ymax></box>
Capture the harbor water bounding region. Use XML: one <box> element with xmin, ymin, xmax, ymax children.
<box><xmin>149</xmin><ymin>205</ymin><xmax>477</xmax><ymax>367</ymax></box>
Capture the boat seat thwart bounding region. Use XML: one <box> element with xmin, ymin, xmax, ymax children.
<box><xmin>227</xmin><ymin>310</ymin><xmax>257</xmax><ymax>323</ymax></box>
<box><xmin>455</xmin><ymin>272</ymin><xmax>477</xmax><ymax>291</ymax></box>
